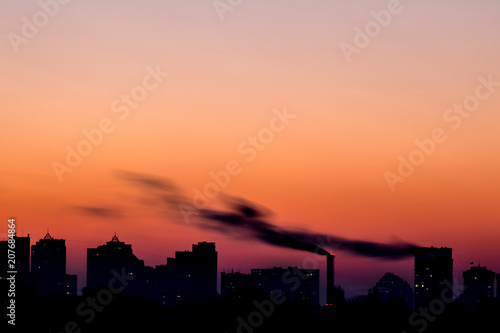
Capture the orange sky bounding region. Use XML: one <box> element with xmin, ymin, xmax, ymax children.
<box><xmin>1</xmin><ymin>0</ymin><xmax>500</xmax><ymax>299</ymax></box>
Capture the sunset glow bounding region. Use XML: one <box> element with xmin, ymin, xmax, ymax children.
<box><xmin>2</xmin><ymin>1</ymin><xmax>500</xmax><ymax>302</ymax></box>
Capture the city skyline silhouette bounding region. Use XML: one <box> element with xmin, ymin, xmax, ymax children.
<box><xmin>2</xmin><ymin>230</ymin><xmax>500</xmax><ymax>332</ymax></box>
<box><xmin>2</xmin><ymin>230</ymin><xmax>498</xmax><ymax>303</ymax></box>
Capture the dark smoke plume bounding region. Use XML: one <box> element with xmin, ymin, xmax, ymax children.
<box><xmin>72</xmin><ymin>206</ymin><xmax>122</xmax><ymax>218</ymax></box>
<box><xmin>117</xmin><ymin>171</ymin><xmax>427</xmax><ymax>259</ymax></box>
<box><xmin>197</xmin><ymin>198</ymin><xmax>424</xmax><ymax>259</ymax></box>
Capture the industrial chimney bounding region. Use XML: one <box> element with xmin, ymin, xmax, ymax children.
<box><xmin>326</xmin><ymin>253</ymin><xmax>335</xmax><ymax>305</ymax></box>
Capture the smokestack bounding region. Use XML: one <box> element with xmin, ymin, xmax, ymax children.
<box><xmin>327</xmin><ymin>253</ymin><xmax>335</xmax><ymax>305</ymax></box>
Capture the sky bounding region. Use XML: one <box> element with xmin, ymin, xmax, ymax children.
<box><xmin>1</xmin><ymin>0</ymin><xmax>500</xmax><ymax>302</ymax></box>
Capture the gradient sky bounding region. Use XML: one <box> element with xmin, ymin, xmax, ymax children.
<box><xmin>1</xmin><ymin>0</ymin><xmax>500</xmax><ymax>301</ymax></box>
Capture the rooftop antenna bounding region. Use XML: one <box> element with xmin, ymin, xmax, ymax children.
<box><xmin>111</xmin><ymin>232</ymin><xmax>119</xmax><ymax>242</ymax></box>
<box><xmin>44</xmin><ymin>229</ymin><xmax>53</xmax><ymax>240</ymax></box>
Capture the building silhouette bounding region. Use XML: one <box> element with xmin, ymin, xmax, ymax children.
<box><xmin>221</xmin><ymin>271</ymin><xmax>256</xmax><ymax>296</ymax></box>
<box><xmin>414</xmin><ymin>246</ymin><xmax>453</xmax><ymax>307</ymax></box>
<box><xmin>326</xmin><ymin>254</ymin><xmax>335</xmax><ymax>306</ymax></box>
<box><xmin>220</xmin><ymin>267</ymin><xmax>320</xmax><ymax>305</ymax></box>
<box><xmin>86</xmin><ymin>234</ymin><xmax>146</xmax><ymax>295</ymax></box>
<box><xmin>87</xmin><ymin>237</ymin><xmax>217</xmax><ymax>305</ymax></box>
<box><xmin>1</xmin><ymin>234</ymin><xmax>30</xmax><ymax>274</ymax></box>
<box><xmin>0</xmin><ymin>234</ymin><xmax>37</xmax><ymax>293</ymax></box>
<box><xmin>373</xmin><ymin>272</ymin><xmax>413</xmax><ymax>308</ymax></box>
<box><xmin>252</xmin><ymin>266</ymin><xmax>320</xmax><ymax>306</ymax></box>
<box><xmin>31</xmin><ymin>232</ymin><xmax>77</xmax><ymax>295</ymax></box>
<box><xmin>462</xmin><ymin>264</ymin><xmax>495</xmax><ymax>307</ymax></box>
<box><xmin>155</xmin><ymin>241</ymin><xmax>217</xmax><ymax>305</ymax></box>
<box><xmin>497</xmin><ymin>274</ymin><xmax>500</xmax><ymax>299</ymax></box>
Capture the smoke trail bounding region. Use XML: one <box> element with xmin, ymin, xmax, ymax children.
<box><xmin>198</xmin><ymin>198</ymin><xmax>423</xmax><ymax>259</ymax></box>
<box><xmin>117</xmin><ymin>171</ymin><xmax>425</xmax><ymax>259</ymax></box>
<box><xmin>198</xmin><ymin>199</ymin><xmax>331</xmax><ymax>256</ymax></box>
